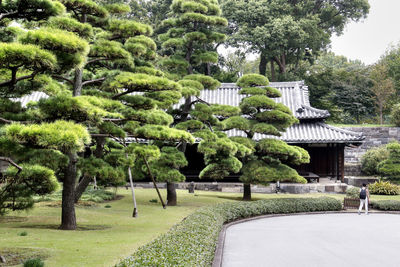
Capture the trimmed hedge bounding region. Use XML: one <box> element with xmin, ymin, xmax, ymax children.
<box><xmin>368</xmin><ymin>181</ymin><xmax>400</xmax><ymax>195</ymax></box>
<box><xmin>371</xmin><ymin>200</ymin><xmax>400</xmax><ymax>211</ymax></box>
<box><xmin>116</xmin><ymin>197</ymin><xmax>341</xmax><ymax>267</ymax></box>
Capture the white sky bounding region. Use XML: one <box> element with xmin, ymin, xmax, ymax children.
<box><xmin>330</xmin><ymin>0</ymin><xmax>400</xmax><ymax>65</ymax></box>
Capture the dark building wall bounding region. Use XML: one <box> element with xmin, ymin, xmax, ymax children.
<box><xmin>182</xmin><ymin>143</ymin><xmax>345</xmax><ymax>182</ymax></box>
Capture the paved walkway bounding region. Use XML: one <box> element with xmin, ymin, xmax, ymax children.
<box><xmin>222</xmin><ymin>213</ymin><xmax>400</xmax><ymax>267</ymax></box>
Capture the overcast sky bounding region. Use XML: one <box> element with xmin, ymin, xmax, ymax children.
<box><xmin>330</xmin><ymin>0</ymin><xmax>400</xmax><ymax>65</ymax></box>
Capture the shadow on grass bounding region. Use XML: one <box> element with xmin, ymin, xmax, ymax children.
<box><xmin>12</xmin><ymin>224</ymin><xmax>111</xmax><ymax>231</ymax></box>
<box><xmin>0</xmin><ymin>247</ymin><xmax>49</xmax><ymax>266</ymax></box>
<box><xmin>0</xmin><ymin>216</ymin><xmax>28</xmax><ymax>223</ymax></box>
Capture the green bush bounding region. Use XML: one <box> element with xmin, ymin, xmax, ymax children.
<box><xmin>116</xmin><ymin>197</ymin><xmax>341</xmax><ymax>267</ymax></box>
<box><xmin>368</xmin><ymin>181</ymin><xmax>400</xmax><ymax>195</ymax></box>
<box><xmin>19</xmin><ymin>231</ymin><xmax>28</xmax><ymax>236</ymax></box>
<box><xmin>345</xmin><ymin>187</ymin><xmax>360</xmax><ymax>198</ymax></box>
<box><xmin>371</xmin><ymin>200</ymin><xmax>400</xmax><ymax>211</ymax></box>
<box><xmin>24</xmin><ymin>258</ymin><xmax>44</xmax><ymax>267</ymax></box>
<box><xmin>361</xmin><ymin>145</ymin><xmax>389</xmax><ymax>176</ymax></box>
<box><xmin>391</xmin><ymin>103</ymin><xmax>400</xmax><ymax>126</ymax></box>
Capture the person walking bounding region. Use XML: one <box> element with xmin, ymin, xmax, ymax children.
<box><xmin>358</xmin><ymin>183</ymin><xmax>370</xmax><ymax>215</ymax></box>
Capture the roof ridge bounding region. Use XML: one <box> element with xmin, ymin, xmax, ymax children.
<box><xmin>316</xmin><ymin>122</ymin><xmax>364</xmax><ymax>139</ymax></box>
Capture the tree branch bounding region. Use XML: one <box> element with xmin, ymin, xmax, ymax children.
<box><xmin>52</xmin><ymin>75</ymin><xmax>74</xmax><ymax>85</ymax></box>
<box><xmin>0</xmin><ymin>73</ymin><xmax>37</xmax><ymax>88</ymax></box>
<box><xmin>0</xmin><ymin>11</ymin><xmax>18</xmax><ymax>21</ymax></box>
<box><xmin>82</xmin><ymin>77</ymin><xmax>106</xmax><ymax>86</ymax></box>
<box><xmin>0</xmin><ymin>157</ymin><xmax>22</xmax><ymax>172</ymax></box>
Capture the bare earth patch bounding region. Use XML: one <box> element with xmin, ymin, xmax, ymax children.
<box><xmin>0</xmin><ymin>247</ymin><xmax>49</xmax><ymax>266</ymax></box>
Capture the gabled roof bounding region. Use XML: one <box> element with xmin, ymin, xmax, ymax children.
<box><xmin>177</xmin><ymin>81</ymin><xmax>363</xmax><ymax>144</ymax></box>
<box><xmin>177</xmin><ymin>81</ymin><xmax>330</xmax><ymax>120</ymax></box>
<box><xmin>224</xmin><ymin>122</ymin><xmax>364</xmax><ymax>144</ymax></box>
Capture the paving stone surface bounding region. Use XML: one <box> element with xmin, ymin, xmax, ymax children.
<box><xmin>222</xmin><ymin>214</ymin><xmax>400</xmax><ymax>267</ymax></box>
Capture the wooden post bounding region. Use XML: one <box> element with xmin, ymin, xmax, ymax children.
<box><xmin>143</xmin><ymin>157</ymin><xmax>166</xmax><ymax>209</ymax></box>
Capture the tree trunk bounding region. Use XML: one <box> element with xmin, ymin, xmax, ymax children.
<box><xmin>379</xmin><ymin>104</ymin><xmax>383</xmax><ymax>125</ymax></box>
<box><xmin>60</xmin><ymin>152</ymin><xmax>78</xmax><ymax>230</ymax></box>
<box><xmin>280</xmin><ymin>54</ymin><xmax>286</xmax><ymax>74</ymax></box>
<box><xmin>94</xmin><ymin>136</ymin><xmax>105</xmax><ymax>158</ymax></box>
<box><xmin>259</xmin><ymin>53</ymin><xmax>268</xmax><ymax>76</ymax></box>
<box><xmin>74</xmin><ymin>175</ymin><xmax>92</xmax><ymax>203</ymax></box>
<box><xmin>166</xmin><ymin>182</ymin><xmax>177</xmax><ymax>206</ymax></box>
<box><xmin>243</xmin><ymin>183</ymin><xmax>251</xmax><ymax>201</ymax></box>
<box><xmin>270</xmin><ymin>60</ymin><xmax>276</xmax><ymax>82</ymax></box>
<box><xmin>73</xmin><ymin>68</ymin><xmax>83</xmax><ymax>97</ymax></box>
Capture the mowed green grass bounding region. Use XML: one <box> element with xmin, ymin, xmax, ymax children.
<box><xmin>0</xmin><ymin>188</ymin><xmax>396</xmax><ymax>267</ymax></box>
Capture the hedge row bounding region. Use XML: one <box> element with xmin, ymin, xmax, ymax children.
<box><xmin>371</xmin><ymin>200</ymin><xmax>400</xmax><ymax>211</ymax></box>
<box><xmin>116</xmin><ymin>197</ymin><xmax>342</xmax><ymax>267</ymax></box>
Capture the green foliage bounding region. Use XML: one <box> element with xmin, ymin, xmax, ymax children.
<box><xmin>132</xmin><ymin>125</ymin><xmax>195</xmax><ymax>143</ymax></box>
<box><xmin>59</xmin><ymin>0</ymin><xmax>108</xmax><ymax>18</ymax></box>
<box><xmin>108</xmin><ymin>72</ymin><xmax>181</xmax><ymax>93</ymax></box>
<box><xmin>23</xmin><ymin>258</ymin><xmax>44</xmax><ymax>267</ymax></box>
<box><xmin>0</xmin><ymin>43</ymin><xmax>56</xmax><ymax>71</ymax></box>
<box><xmin>20</xmin><ymin>28</ymin><xmax>89</xmax><ymax>69</ymax></box>
<box><xmin>183</xmin><ymin>74</ymin><xmax>220</xmax><ymax>90</ymax></box>
<box><xmin>361</xmin><ymin>145</ymin><xmax>389</xmax><ymax>176</ymax></box>
<box><xmin>369</xmin><ymin>181</ymin><xmax>400</xmax><ymax>195</ymax></box>
<box><xmin>222</xmin><ymin>0</ymin><xmax>369</xmax><ymax>76</ymax></box>
<box><xmin>108</xmin><ymin>19</ymin><xmax>153</xmax><ymax>38</ymax></box>
<box><xmin>48</xmin><ymin>16</ymin><xmax>94</xmax><ymax>39</ymax></box>
<box><xmin>0</xmin><ymin>0</ymin><xmax>65</xmax><ymax>22</ymax></box>
<box><xmin>5</xmin><ymin>121</ymin><xmax>91</xmax><ymax>152</ymax></box>
<box><xmin>0</xmin><ymin>164</ymin><xmax>59</xmax><ymax>215</ymax></box>
<box><xmin>117</xmin><ymin>197</ymin><xmax>341</xmax><ymax>267</ymax></box>
<box><xmin>391</xmin><ymin>103</ymin><xmax>400</xmax><ymax>126</ymax></box>
<box><xmin>370</xmin><ymin>200</ymin><xmax>400</xmax><ymax>211</ymax></box>
<box><xmin>237</xmin><ymin>74</ymin><xmax>269</xmax><ymax>87</ymax></box>
<box><xmin>39</xmin><ymin>94</ymin><xmax>124</xmax><ymax>123</ymax></box>
<box><xmin>19</xmin><ymin>231</ymin><xmax>28</xmax><ymax>236</ymax></box>
<box><xmin>150</xmin><ymin>147</ymin><xmax>188</xmax><ymax>183</ymax></box>
<box><xmin>378</xmin><ymin>142</ymin><xmax>400</xmax><ymax>183</ymax></box>
<box><xmin>345</xmin><ymin>186</ymin><xmax>360</xmax><ymax>198</ymax></box>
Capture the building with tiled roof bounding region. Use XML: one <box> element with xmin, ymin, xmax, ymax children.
<box><xmin>13</xmin><ymin>81</ymin><xmax>364</xmax><ymax>181</ymax></box>
<box><xmin>182</xmin><ymin>81</ymin><xmax>364</xmax><ymax>181</ymax></box>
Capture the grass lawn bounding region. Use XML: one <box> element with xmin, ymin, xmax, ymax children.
<box><xmin>0</xmin><ymin>188</ymin><xmax>395</xmax><ymax>267</ymax></box>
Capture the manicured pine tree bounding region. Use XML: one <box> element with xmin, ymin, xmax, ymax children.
<box><xmin>0</xmin><ymin>0</ymin><xmax>92</xmax><ymax>218</ymax></box>
<box><xmin>158</xmin><ymin>0</ymin><xmax>240</xmax><ymax>205</ymax></box>
<box><xmin>223</xmin><ymin>74</ymin><xmax>310</xmax><ymax>200</ymax></box>
<box><xmin>1</xmin><ymin>0</ymin><xmax>193</xmax><ymax>227</ymax></box>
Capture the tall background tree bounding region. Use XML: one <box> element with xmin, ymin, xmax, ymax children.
<box><xmin>221</xmin><ymin>0</ymin><xmax>370</xmax><ymax>80</ymax></box>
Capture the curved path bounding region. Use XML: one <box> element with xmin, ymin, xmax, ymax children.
<box><xmin>222</xmin><ymin>213</ymin><xmax>400</xmax><ymax>267</ymax></box>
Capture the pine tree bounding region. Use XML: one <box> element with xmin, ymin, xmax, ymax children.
<box><xmin>0</xmin><ymin>0</ymin><xmax>193</xmax><ymax>228</ymax></box>
<box><xmin>223</xmin><ymin>74</ymin><xmax>310</xmax><ymax>200</ymax></box>
<box><xmin>157</xmin><ymin>0</ymin><xmax>241</xmax><ymax>205</ymax></box>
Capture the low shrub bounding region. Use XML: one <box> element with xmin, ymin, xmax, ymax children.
<box><xmin>368</xmin><ymin>181</ymin><xmax>400</xmax><ymax>195</ymax></box>
<box><xmin>23</xmin><ymin>258</ymin><xmax>44</xmax><ymax>267</ymax></box>
<box><xmin>116</xmin><ymin>197</ymin><xmax>341</xmax><ymax>267</ymax></box>
<box><xmin>370</xmin><ymin>200</ymin><xmax>400</xmax><ymax>211</ymax></box>
<box><xmin>19</xmin><ymin>231</ymin><xmax>28</xmax><ymax>236</ymax></box>
<box><xmin>361</xmin><ymin>145</ymin><xmax>389</xmax><ymax>176</ymax></box>
<box><xmin>34</xmin><ymin>189</ymin><xmax>115</xmax><ymax>203</ymax></box>
<box><xmin>345</xmin><ymin>187</ymin><xmax>360</xmax><ymax>198</ymax></box>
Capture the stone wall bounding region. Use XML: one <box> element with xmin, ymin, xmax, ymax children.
<box><xmin>344</xmin><ymin>127</ymin><xmax>400</xmax><ymax>175</ymax></box>
<box><xmin>132</xmin><ymin>182</ymin><xmax>349</xmax><ymax>194</ymax></box>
